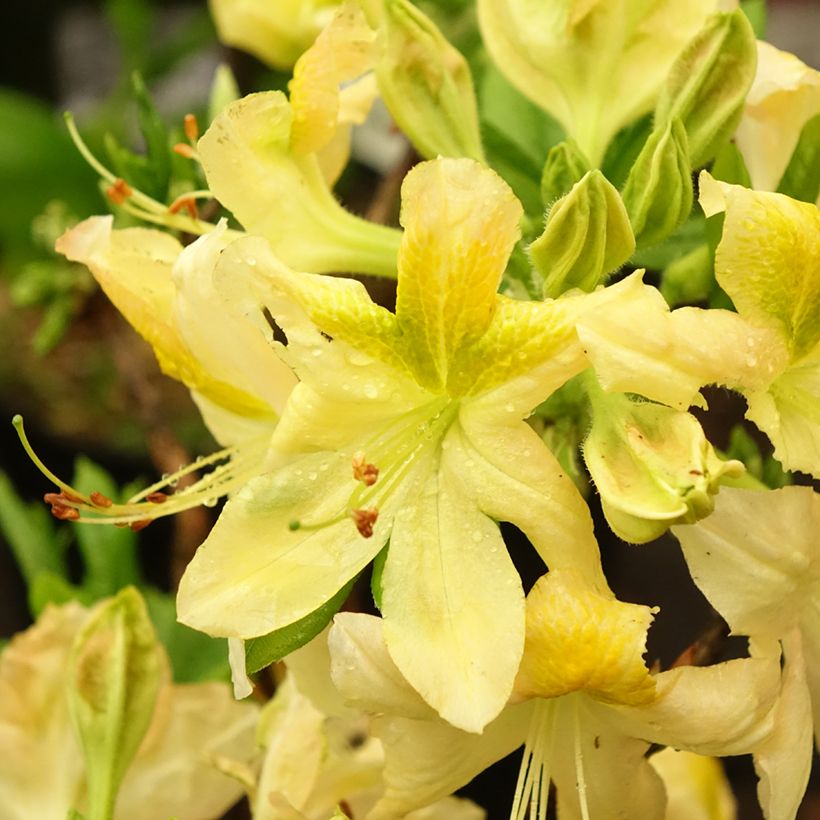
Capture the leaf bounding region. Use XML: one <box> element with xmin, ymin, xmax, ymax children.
<box><xmin>245</xmin><ymin>575</ymin><xmax>359</xmax><ymax>674</ymax></box>
<box><xmin>72</xmin><ymin>457</ymin><xmax>142</xmax><ymax>598</ymax></box>
<box><xmin>601</xmin><ymin>114</ymin><xmax>653</xmax><ymax>189</ymax></box>
<box><xmin>371</xmin><ymin>541</ymin><xmax>389</xmax><ymax>610</ymax></box>
<box><xmin>0</xmin><ymin>470</ymin><xmax>68</xmax><ymax>589</ymax></box>
<box><xmin>29</xmin><ymin>572</ymin><xmax>91</xmax><ymax>618</ymax></box>
<box><xmin>131</xmin><ymin>72</ymin><xmax>172</xmax><ymax>200</ymax></box>
<box><xmin>631</xmin><ymin>214</ymin><xmax>706</xmax><ymax>271</ymax></box>
<box><xmin>740</xmin><ymin>0</ymin><xmax>767</xmax><ymax>38</ymax></box>
<box><xmin>777</xmin><ymin>113</ymin><xmax>820</xmax><ymax>205</ymax></box>
<box><xmin>711</xmin><ymin>140</ymin><xmax>752</xmax><ymax>187</ymax></box>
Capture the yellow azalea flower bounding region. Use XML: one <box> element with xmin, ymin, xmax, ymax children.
<box><xmin>209</xmin><ymin>0</ymin><xmax>339</xmax><ymax>71</ymax></box>
<box><xmin>699</xmin><ymin>175</ymin><xmax>820</xmax><ymax>477</ymax></box>
<box><xmin>674</xmin><ymin>486</ymin><xmax>820</xmax><ymax>820</ymax></box>
<box><xmin>225</xmin><ymin>632</ymin><xmax>484</xmax><ymax>819</ymax></box>
<box><xmin>477</xmin><ymin>0</ymin><xmax>733</xmax><ymax>164</ymax></box>
<box><xmin>0</xmin><ymin>600</ymin><xmax>258</xmax><ymax>820</ymax></box>
<box><xmin>734</xmin><ymin>41</ymin><xmax>820</xmax><ymax>196</ymax></box>
<box><xmin>327</xmin><ymin>570</ymin><xmax>779</xmax><ymax>819</ymax></box>
<box><xmin>649</xmin><ymin>749</ymin><xmax>736</xmax><ymax>820</ymax></box>
<box><xmin>175</xmin><ymin>157</ymin><xmax>650</xmax><ymax>733</ymax></box>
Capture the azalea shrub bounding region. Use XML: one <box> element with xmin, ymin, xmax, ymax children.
<box><xmin>4</xmin><ymin>0</ymin><xmax>820</xmax><ymax>818</ymax></box>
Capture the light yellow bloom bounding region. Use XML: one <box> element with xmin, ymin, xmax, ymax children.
<box><xmin>327</xmin><ymin>570</ymin><xmax>778</xmax><ymax>819</ymax></box>
<box><xmin>176</xmin><ymin>157</ymin><xmax>644</xmax><ymax>733</ymax></box>
<box><xmin>735</xmin><ymin>41</ymin><xmax>820</xmax><ymax>195</ymax></box>
<box><xmin>674</xmin><ymin>486</ymin><xmax>820</xmax><ymax>819</ymax></box>
<box><xmin>649</xmin><ymin>749</ymin><xmax>736</xmax><ymax>820</ymax></box>
<box><xmin>0</xmin><ymin>600</ymin><xmax>258</xmax><ymax>820</ymax></box>
<box><xmin>477</xmin><ymin>0</ymin><xmax>733</xmax><ymax>164</ymax></box>
<box><xmin>209</xmin><ymin>0</ymin><xmax>339</xmax><ymax>70</ymax></box>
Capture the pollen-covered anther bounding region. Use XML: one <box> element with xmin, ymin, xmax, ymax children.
<box><xmin>168</xmin><ymin>196</ymin><xmax>198</xmax><ymax>218</ymax></box>
<box><xmin>183</xmin><ymin>112</ymin><xmax>199</xmax><ymax>142</ymax></box>
<box><xmin>146</xmin><ymin>491</ymin><xmax>170</xmax><ymax>504</ymax></box>
<box><xmin>351</xmin><ymin>507</ymin><xmax>378</xmax><ymax>538</ymax></box>
<box><xmin>44</xmin><ymin>490</ymin><xmax>83</xmax><ymax>506</ymax></box>
<box><xmin>105</xmin><ymin>177</ymin><xmax>133</xmax><ymax>205</ymax></box>
<box><xmin>50</xmin><ymin>504</ymin><xmax>81</xmax><ymax>521</ymax></box>
<box><xmin>352</xmin><ymin>452</ymin><xmax>379</xmax><ymax>486</ymax></box>
<box><xmin>89</xmin><ymin>491</ymin><xmax>113</xmax><ymax>507</ymax></box>
<box><xmin>129</xmin><ymin>519</ymin><xmax>152</xmax><ymax>532</ymax></box>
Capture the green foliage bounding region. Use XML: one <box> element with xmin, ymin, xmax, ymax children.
<box><xmin>245</xmin><ymin>575</ymin><xmax>360</xmax><ymax>674</ymax></box>
<box><xmin>777</xmin><ymin>113</ymin><xmax>820</xmax><ymax>205</ymax></box>
<box><xmin>711</xmin><ymin>140</ymin><xmax>752</xmax><ymax>187</ymax></box>
<box><xmin>371</xmin><ymin>541</ymin><xmax>389</xmax><ymax>610</ymax></box>
<box><xmin>724</xmin><ymin>426</ymin><xmax>791</xmax><ymax>489</ymax></box>
<box><xmin>740</xmin><ymin>0</ymin><xmax>768</xmax><ymax>37</ymax></box>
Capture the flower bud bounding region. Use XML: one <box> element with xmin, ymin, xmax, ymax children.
<box><xmin>67</xmin><ymin>587</ymin><xmax>164</xmax><ymax>819</ymax></box>
<box><xmin>540</xmin><ymin>139</ymin><xmax>590</xmax><ymax>207</ymax></box>
<box><xmin>530</xmin><ymin>170</ymin><xmax>635</xmax><ymax>298</ymax></box>
<box><xmin>583</xmin><ymin>386</ymin><xmax>744</xmax><ymax>543</ymax></box>
<box><xmin>655</xmin><ymin>10</ymin><xmax>757</xmax><ymax>167</ymax></box>
<box><xmin>621</xmin><ymin>117</ymin><xmax>693</xmax><ymax>248</ymax></box>
<box><xmin>377</xmin><ymin>0</ymin><xmax>484</xmax><ymax>161</ymax></box>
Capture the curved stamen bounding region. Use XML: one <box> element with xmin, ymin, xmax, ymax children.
<box><xmin>13</xmin><ymin>415</ymin><xmax>267</xmax><ymax>528</ymax></box>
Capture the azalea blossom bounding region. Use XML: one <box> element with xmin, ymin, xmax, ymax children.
<box><xmin>174</xmin><ymin>156</ymin><xmax>649</xmax><ymax>733</ymax></box>
<box><xmin>674</xmin><ymin>486</ymin><xmax>820</xmax><ymax>819</ymax></box>
<box><xmin>326</xmin><ymin>570</ymin><xmax>778</xmax><ymax>819</ymax></box>
<box><xmin>0</xmin><ymin>600</ymin><xmax>258</xmax><ymax>820</ymax></box>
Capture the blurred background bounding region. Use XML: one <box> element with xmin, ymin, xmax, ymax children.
<box><xmin>0</xmin><ymin>0</ymin><xmax>818</xmax><ymax>817</ymax></box>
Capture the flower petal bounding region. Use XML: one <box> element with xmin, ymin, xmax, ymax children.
<box><xmin>673</xmin><ymin>486</ymin><xmax>820</xmax><ymax>640</ymax></box>
<box><xmin>380</xmin><ymin>456</ymin><xmax>526</xmax><ymax>732</ymax></box>
<box><xmin>699</xmin><ymin>174</ymin><xmax>820</xmax><ymax>359</ymax></box>
<box><xmin>394</xmin><ymin>158</ymin><xmax>523</xmax><ymax>392</ymax></box>
<box><xmin>176</xmin><ymin>451</ymin><xmax>389</xmax><ymax>638</ymax></box>
<box><xmin>649</xmin><ymin>749</ymin><xmax>736</xmax><ymax>820</ymax></box>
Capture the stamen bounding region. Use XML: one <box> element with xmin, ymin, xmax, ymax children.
<box><xmin>106</xmin><ymin>178</ymin><xmax>133</xmax><ymax>205</ymax></box>
<box><xmin>173</xmin><ymin>143</ymin><xmax>196</xmax><ymax>159</ymax></box>
<box><xmin>574</xmin><ymin>700</ymin><xmax>591</xmax><ymax>820</ymax></box>
<box><xmin>351</xmin><ymin>507</ymin><xmax>378</xmax><ymax>538</ymax></box>
<box><xmin>13</xmin><ymin>414</ymin><xmax>267</xmax><ymax>527</ymax></box>
<box><xmin>510</xmin><ymin>700</ymin><xmax>553</xmax><ymax>820</ymax></box>
<box><xmin>352</xmin><ymin>452</ymin><xmax>379</xmax><ymax>486</ymax></box>
<box><xmin>183</xmin><ymin>112</ymin><xmax>199</xmax><ymax>142</ymax></box>
<box><xmin>168</xmin><ymin>196</ymin><xmax>199</xmax><ymax>219</ymax></box>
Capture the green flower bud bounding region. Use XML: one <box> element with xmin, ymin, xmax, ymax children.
<box><xmin>530</xmin><ymin>170</ymin><xmax>635</xmax><ymax>298</ymax></box>
<box><xmin>622</xmin><ymin>118</ymin><xmax>693</xmax><ymax>248</ymax></box>
<box><xmin>655</xmin><ymin>10</ymin><xmax>757</xmax><ymax>167</ymax></box>
<box><xmin>377</xmin><ymin>0</ymin><xmax>484</xmax><ymax>161</ymax></box>
<box><xmin>540</xmin><ymin>139</ymin><xmax>590</xmax><ymax>207</ymax></box>
<box><xmin>67</xmin><ymin>587</ymin><xmax>163</xmax><ymax>820</ymax></box>
<box><xmin>583</xmin><ymin>382</ymin><xmax>744</xmax><ymax>544</ymax></box>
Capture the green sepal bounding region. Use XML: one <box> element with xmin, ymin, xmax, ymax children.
<box><xmin>655</xmin><ymin>10</ymin><xmax>757</xmax><ymax>167</ymax></box>
<box><xmin>540</xmin><ymin>140</ymin><xmax>590</xmax><ymax>207</ymax></box>
<box><xmin>501</xmin><ymin>241</ymin><xmax>543</xmax><ymax>300</ymax></box>
<box><xmin>67</xmin><ymin>587</ymin><xmax>163</xmax><ymax>820</ymax></box>
<box><xmin>377</xmin><ymin>0</ymin><xmax>484</xmax><ymax>161</ymax></box>
<box><xmin>776</xmin><ymin>113</ymin><xmax>820</xmax><ymax>205</ymax></box>
<box><xmin>622</xmin><ymin>118</ymin><xmax>693</xmax><ymax>248</ymax></box>
<box><xmin>371</xmin><ymin>540</ymin><xmax>389</xmax><ymax>611</ymax></box>
<box><xmin>531</xmin><ymin>170</ymin><xmax>635</xmax><ymax>298</ymax></box>
<box><xmin>245</xmin><ymin>574</ymin><xmax>359</xmax><ymax>674</ymax></box>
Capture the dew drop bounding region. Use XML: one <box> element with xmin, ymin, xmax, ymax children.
<box><xmin>471</xmin><ymin>530</ymin><xmax>483</xmax><ymax>543</ymax></box>
<box><xmin>311</xmin><ymin>348</ymin><xmax>323</xmax><ymax>358</ymax></box>
<box><xmin>504</xmin><ymin>403</ymin><xmax>515</xmax><ymax>413</ymax></box>
<box><xmin>364</xmin><ymin>384</ymin><xmax>378</xmax><ymax>399</ymax></box>
<box><xmin>203</xmin><ymin>497</ymin><xmax>218</xmax><ymax>508</ymax></box>
<box><xmin>746</xmin><ymin>356</ymin><xmax>758</xmax><ymax>368</ymax></box>
<box><xmin>308</xmin><ymin>472</ymin><xmax>318</xmax><ymax>481</ymax></box>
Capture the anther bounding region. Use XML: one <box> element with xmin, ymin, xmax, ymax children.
<box><xmin>51</xmin><ymin>505</ymin><xmax>80</xmax><ymax>521</ymax></box>
<box><xmin>352</xmin><ymin>452</ymin><xmax>379</xmax><ymax>487</ymax></box>
<box><xmin>173</xmin><ymin>143</ymin><xmax>196</xmax><ymax>159</ymax></box>
<box><xmin>129</xmin><ymin>519</ymin><xmax>152</xmax><ymax>532</ymax></box>
<box><xmin>184</xmin><ymin>113</ymin><xmax>199</xmax><ymax>143</ymax></box>
<box><xmin>146</xmin><ymin>491</ymin><xmax>169</xmax><ymax>504</ymax></box>
<box><xmin>44</xmin><ymin>490</ymin><xmax>83</xmax><ymax>506</ymax></box>
<box><xmin>90</xmin><ymin>491</ymin><xmax>113</xmax><ymax>508</ymax></box>
<box><xmin>106</xmin><ymin>177</ymin><xmax>133</xmax><ymax>205</ymax></box>
<box><xmin>351</xmin><ymin>507</ymin><xmax>378</xmax><ymax>538</ymax></box>
<box><xmin>168</xmin><ymin>196</ymin><xmax>198</xmax><ymax>218</ymax></box>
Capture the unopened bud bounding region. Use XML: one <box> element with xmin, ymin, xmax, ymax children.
<box><xmin>540</xmin><ymin>140</ymin><xmax>590</xmax><ymax>207</ymax></box>
<box><xmin>622</xmin><ymin>118</ymin><xmax>693</xmax><ymax>248</ymax></box>
<box><xmin>530</xmin><ymin>170</ymin><xmax>635</xmax><ymax>298</ymax></box>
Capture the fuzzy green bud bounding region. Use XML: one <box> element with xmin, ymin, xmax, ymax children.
<box><xmin>67</xmin><ymin>587</ymin><xmax>163</xmax><ymax>820</ymax></box>
<box><xmin>540</xmin><ymin>139</ymin><xmax>590</xmax><ymax>207</ymax></box>
<box><xmin>655</xmin><ymin>10</ymin><xmax>758</xmax><ymax>167</ymax></box>
<box><xmin>622</xmin><ymin>118</ymin><xmax>693</xmax><ymax>248</ymax></box>
<box><xmin>377</xmin><ymin>0</ymin><xmax>484</xmax><ymax>161</ymax></box>
<box><xmin>583</xmin><ymin>383</ymin><xmax>744</xmax><ymax>543</ymax></box>
<box><xmin>530</xmin><ymin>170</ymin><xmax>635</xmax><ymax>298</ymax></box>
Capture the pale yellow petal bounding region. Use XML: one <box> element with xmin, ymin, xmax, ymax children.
<box><xmin>381</xmin><ymin>458</ymin><xmax>525</xmax><ymax>732</ymax></box>
<box><xmin>394</xmin><ymin>158</ymin><xmax>522</xmax><ymax>392</ymax></box>
<box><xmin>176</xmin><ymin>451</ymin><xmax>389</xmax><ymax>638</ymax></box>
<box><xmin>699</xmin><ymin>175</ymin><xmax>820</xmax><ymax>359</ymax></box>
<box><xmin>289</xmin><ymin>2</ymin><xmax>377</xmax><ymax>156</ymax></box>
<box><xmin>649</xmin><ymin>749</ymin><xmax>736</xmax><ymax>820</ymax></box>
<box><xmin>735</xmin><ymin>41</ymin><xmax>820</xmax><ymax>192</ymax></box>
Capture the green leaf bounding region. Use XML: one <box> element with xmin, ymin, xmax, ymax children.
<box><xmin>32</xmin><ymin>296</ymin><xmax>77</xmax><ymax>356</ymax></box>
<box><xmin>72</xmin><ymin>457</ymin><xmax>142</xmax><ymax>598</ymax></box>
<box><xmin>245</xmin><ymin>575</ymin><xmax>359</xmax><ymax>674</ymax></box>
<box><xmin>740</xmin><ymin>0</ymin><xmax>767</xmax><ymax>38</ymax></box>
<box><xmin>601</xmin><ymin>114</ymin><xmax>653</xmax><ymax>189</ymax></box>
<box><xmin>131</xmin><ymin>72</ymin><xmax>171</xmax><ymax>200</ymax></box>
<box><xmin>29</xmin><ymin>572</ymin><xmax>92</xmax><ymax>618</ymax></box>
<box><xmin>143</xmin><ymin>588</ymin><xmax>230</xmax><ymax>683</ymax></box>
<box><xmin>0</xmin><ymin>470</ymin><xmax>68</xmax><ymax>588</ymax></box>
<box><xmin>711</xmin><ymin>140</ymin><xmax>752</xmax><ymax>187</ymax></box>
<box><xmin>659</xmin><ymin>243</ymin><xmax>713</xmax><ymax>307</ymax></box>
<box><xmin>631</xmin><ymin>214</ymin><xmax>706</xmax><ymax>271</ymax></box>
<box><xmin>371</xmin><ymin>541</ymin><xmax>389</xmax><ymax>610</ymax></box>
<box><xmin>777</xmin><ymin>113</ymin><xmax>820</xmax><ymax>205</ymax></box>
